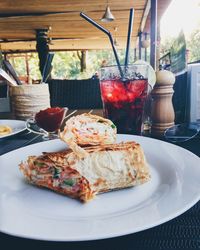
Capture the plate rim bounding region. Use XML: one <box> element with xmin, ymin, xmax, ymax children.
<box><xmin>0</xmin><ymin>119</ymin><xmax>26</xmax><ymax>139</ymax></box>
<box><xmin>0</xmin><ymin>135</ymin><xmax>200</xmax><ymax>241</ymax></box>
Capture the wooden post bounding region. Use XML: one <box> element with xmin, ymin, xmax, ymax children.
<box><xmin>144</xmin><ymin>32</ymin><xmax>147</xmax><ymax>61</ymax></box>
<box><xmin>77</xmin><ymin>50</ymin><xmax>87</xmax><ymax>72</ymax></box>
<box><xmin>138</xmin><ymin>31</ymin><xmax>142</xmax><ymax>60</ymax></box>
<box><xmin>81</xmin><ymin>50</ymin><xmax>87</xmax><ymax>72</ymax></box>
<box><xmin>150</xmin><ymin>0</ymin><xmax>157</xmax><ymax>70</ymax></box>
<box><xmin>25</xmin><ymin>53</ymin><xmax>30</xmax><ymax>83</ymax></box>
<box><xmin>156</xmin><ymin>20</ymin><xmax>161</xmax><ymax>70</ymax></box>
<box><xmin>134</xmin><ymin>48</ymin><xmax>137</xmax><ymax>61</ymax></box>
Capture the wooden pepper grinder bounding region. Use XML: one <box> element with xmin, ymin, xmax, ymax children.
<box><xmin>151</xmin><ymin>70</ymin><xmax>176</xmax><ymax>138</ymax></box>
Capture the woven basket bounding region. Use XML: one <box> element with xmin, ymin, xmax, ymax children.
<box><xmin>10</xmin><ymin>84</ymin><xmax>50</xmax><ymax>120</ymax></box>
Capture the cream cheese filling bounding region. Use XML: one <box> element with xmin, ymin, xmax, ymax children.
<box><xmin>65</xmin><ymin>114</ymin><xmax>116</xmax><ymax>142</ymax></box>
<box><xmin>74</xmin><ymin>150</ymin><xmax>136</xmax><ymax>187</ymax></box>
<box><xmin>78</xmin><ymin>121</ymin><xmax>114</xmax><ymax>136</ymax></box>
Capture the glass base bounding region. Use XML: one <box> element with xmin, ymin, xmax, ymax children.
<box><xmin>42</xmin><ymin>132</ymin><xmax>59</xmax><ymax>140</ymax></box>
<box><xmin>164</xmin><ymin>123</ymin><xmax>200</xmax><ymax>143</ymax></box>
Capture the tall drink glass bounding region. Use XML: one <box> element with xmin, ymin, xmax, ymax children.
<box><xmin>100</xmin><ymin>65</ymin><xmax>149</xmax><ymax>135</ymax></box>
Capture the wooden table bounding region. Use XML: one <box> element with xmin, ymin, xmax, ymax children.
<box><xmin>0</xmin><ymin>112</ymin><xmax>200</xmax><ymax>250</ymax></box>
<box><xmin>0</xmin><ymin>109</ymin><xmax>103</xmax><ymax>120</ymax></box>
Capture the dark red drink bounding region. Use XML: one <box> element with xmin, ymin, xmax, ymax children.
<box><xmin>35</xmin><ymin>107</ymin><xmax>66</xmax><ymax>132</ymax></box>
<box><xmin>100</xmin><ymin>79</ymin><xmax>148</xmax><ymax>134</ymax></box>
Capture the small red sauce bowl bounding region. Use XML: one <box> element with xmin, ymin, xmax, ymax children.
<box><xmin>35</xmin><ymin>107</ymin><xmax>67</xmax><ymax>132</ymax></box>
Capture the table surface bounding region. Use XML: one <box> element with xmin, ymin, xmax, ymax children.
<box><xmin>0</xmin><ymin>112</ymin><xmax>200</xmax><ymax>250</ymax></box>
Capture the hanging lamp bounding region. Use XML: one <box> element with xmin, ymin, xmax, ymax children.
<box><xmin>101</xmin><ymin>0</ymin><xmax>115</xmax><ymax>22</ymax></box>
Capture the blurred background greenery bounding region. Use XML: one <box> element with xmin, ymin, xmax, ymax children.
<box><xmin>5</xmin><ymin>26</ymin><xmax>200</xmax><ymax>82</ymax></box>
<box><xmin>7</xmin><ymin>49</ymin><xmax>135</xmax><ymax>81</ymax></box>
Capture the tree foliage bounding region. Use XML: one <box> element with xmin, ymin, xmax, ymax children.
<box><xmin>160</xmin><ymin>28</ymin><xmax>200</xmax><ymax>63</ymax></box>
<box><xmin>7</xmin><ymin>48</ymin><xmax>135</xmax><ymax>81</ymax></box>
<box><xmin>187</xmin><ymin>29</ymin><xmax>200</xmax><ymax>62</ymax></box>
<box><xmin>5</xmin><ymin>25</ymin><xmax>200</xmax><ymax>82</ymax></box>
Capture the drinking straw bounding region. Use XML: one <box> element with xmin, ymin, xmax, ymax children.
<box><xmin>124</xmin><ymin>8</ymin><xmax>134</xmax><ymax>67</ymax></box>
<box><xmin>0</xmin><ymin>68</ymin><xmax>18</xmax><ymax>86</ymax></box>
<box><xmin>42</xmin><ymin>52</ymin><xmax>54</xmax><ymax>83</ymax></box>
<box><xmin>43</xmin><ymin>65</ymin><xmax>53</xmax><ymax>83</ymax></box>
<box><xmin>3</xmin><ymin>60</ymin><xmax>22</xmax><ymax>85</ymax></box>
<box><xmin>80</xmin><ymin>12</ymin><xmax>124</xmax><ymax>79</ymax></box>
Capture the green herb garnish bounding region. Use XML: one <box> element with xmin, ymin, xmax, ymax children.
<box><xmin>34</xmin><ymin>161</ymin><xmax>45</xmax><ymax>167</ymax></box>
<box><xmin>111</xmin><ymin>124</ymin><xmax>116</xmax><ymax>129</ymax></box>
<box><xmin>53</xmin><ymin>168</ymin><xmax>61</xmax><ymax>179</ymax></box>
<box><xmin>63</xmin><ymin>179</ymin><xmax>75</xmax><ymax>187</ymax></box>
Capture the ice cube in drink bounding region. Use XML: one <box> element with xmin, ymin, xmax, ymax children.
<box><xmin>100</xmin><ymin>78</ymin><xmax>148</xmax><ymax>135</ymax></box>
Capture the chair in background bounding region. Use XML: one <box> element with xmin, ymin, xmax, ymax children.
<box><xmin>0</xmin><ymin>84</ymin><xmax>8</xmax><ymax>98</ymax></box>
<box><xmin>48</xmin><ymin>79</ymin><xmax>103</xmax><ymax>109</ymax></box>
<box><xmin>0</xmin><ymin>84</ymin><xmax>10</xmax><ymax>113</ymax></box>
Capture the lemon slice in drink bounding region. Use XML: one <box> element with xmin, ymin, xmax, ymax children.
<box><xmin>134</xmin><ymin>60</ymin><xmax>156</xmax><ymax>88</ymax></box>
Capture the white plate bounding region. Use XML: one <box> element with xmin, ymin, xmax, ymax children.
<box><xmin>0</xmin><ymin>134</ymin><xmax>200</xmax><ymax>241</ymax></box>
<box><xmin>0</xmin><ymin>119</ymin><xmax>26</xmax><ymax>139</ymax></box>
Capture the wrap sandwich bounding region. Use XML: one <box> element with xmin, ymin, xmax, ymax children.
<box><xmin>61</xmin><ymin>113</ymin><xmax>117</xmax><ymax>146</ymax></box>
<box><xmin>19</xmin><ymin>141</ymin><xmax>150</xmax><ymax>202</ymax></box>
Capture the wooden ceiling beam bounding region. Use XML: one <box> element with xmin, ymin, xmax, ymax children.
<box><xmin>0</xmin><ymin>10</ymin><xmax>143</xmax><ymax>23</ymax></box>
<box><xmin>0</xmin><ymin>7</ymin><xmax>143</xmax><ymax>45</ymax></box>
<box><xmin>0</xmin><ymin>24</ymin><xmax>140</xmax><ymax>39</ymax></box>
<box><xmin>0</xmin><ymin>0</ymin><xmax>152</xmax><ymax>51</ymax></box>
<box><xmin>0</xmin><ymin>19</ymin><xmax>142</xmax><ymax>29</ymax></box>
<box><xmin>0</xmin><ymin>0</ymin><xmax>173</xmax><ymax>51</ymax></box>
<box><xmin>0</xmin><ymin>37</ymin><xmax>138</xmax><ymax>51</ymax></box>
<box><xmin>0</xmin><ymin>0</ymin><xmax>146</xmax><ymax>14</ymax></box>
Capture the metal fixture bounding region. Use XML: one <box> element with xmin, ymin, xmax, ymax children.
<box><xmin>101</xmin><ymin>0</ymin><xmax>115</xmax><ymax>22</ymax></box>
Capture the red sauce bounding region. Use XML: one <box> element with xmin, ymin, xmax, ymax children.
<box><xmin>35</xmin><ymin>107</ymin><xmax>66</xmax><ymax>132</ymax></box>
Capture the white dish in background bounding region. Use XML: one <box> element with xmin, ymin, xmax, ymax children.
<box><xmin>0</xmin><ymin>119</ymin><xmax>26</xmax><ymax>139</ymax></box>
<box><xmin>0</xmin><ymin>134</ymin><xmax>200</xmax><ymax>241</ymax></box>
